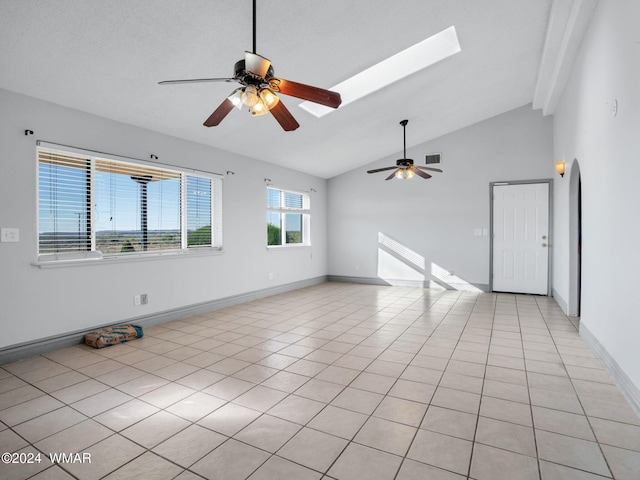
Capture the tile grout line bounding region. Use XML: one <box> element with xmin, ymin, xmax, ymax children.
<box><xmin>518</xmin><ymin>294</ymin><xmax>545</xmax><ymax>480</ymax></box>
<box><xmin>389</xmin><ymin>290</ymin><xmax>470</xmax><ymax>480</ymax></box>
<box><xmin>466</xmin><ymin>291</ymin><xmax>498</xmax><ymax>480</ymax></box>
<box><xmin>535</xmin><ymin>298</ymin><xmax>616</xmax><ymax>479</ymax></box>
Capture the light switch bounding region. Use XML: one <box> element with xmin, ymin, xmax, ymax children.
<box><xmin>1</xmin><ymin>228</ymin><xmax>19</xmax><ymax>242</ymax></box>
<box><xmin>473</xmin><ymin>228</ymin><xmax>482</xmax><ymax>236</ymax></box>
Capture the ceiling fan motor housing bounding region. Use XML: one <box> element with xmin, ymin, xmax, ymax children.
<box><xmin>234</xmin><ymin>60</ymin><xmax>274</xmax><ymax>85</ymax></box>
<box><xmin>396</xmin><ymin>159</ymin><xmax>414</xmax><ymax>167</ymax></box>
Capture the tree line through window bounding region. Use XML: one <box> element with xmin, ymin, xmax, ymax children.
<box><xmin>267</xmin><ymin>187</ymin><xmax>310</xmax><ymax>246</ymax></box>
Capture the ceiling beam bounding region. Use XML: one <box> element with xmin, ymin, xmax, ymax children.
<box><xmin>532</xmin><ymin>0</ymin><xmax>599</xmax><ymax>116</ymax></box>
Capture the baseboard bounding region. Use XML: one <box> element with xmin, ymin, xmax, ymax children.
<box><xmin>552</xmin><ymin>287</ymin><xmax>569</xmax><ymax>314</ymax></box>
<box><xmin>328</xmin><ymin>275</ymin><xmax>442</xmax><ymax>288</ymax></box>
<box><xmin>328</xmin><ymin>275</ymin><xmax>395</xmax><ymax>286</ymax></box>
<box><xmin>580</xmin><ymin>322</ymin><xmax>640</xmax><ymax>419</ymax></box>
<box><xmin>328</xmin><ymin>275</ymin><xmax>489</xmax><ymax>292</ymax></box>
<box><xmin>0</xmin><ymin>275</ymin><xmax>328</xmax><ymax>365</ymax></box>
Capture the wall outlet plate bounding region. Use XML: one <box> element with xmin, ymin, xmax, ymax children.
<box><xmin>1</xmin><ymin>228</ymin><xmax>19</xmax><ymax>242</ymax></box>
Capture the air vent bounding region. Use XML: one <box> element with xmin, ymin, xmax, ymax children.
<box><xmin>425</xmin><ymin>153</ymin><xmax>441</xmax><ymax>165</ymax></box>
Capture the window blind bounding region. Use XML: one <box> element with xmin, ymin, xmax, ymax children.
<box><xmin>38</xmin><ymin>151</ymin><xmax>92</xmax><ymax>253</ymax></box>
<box><xmin>37</xmin><ymin>147</ymin><xmax>222</xmax><ymax>259</ymax></box>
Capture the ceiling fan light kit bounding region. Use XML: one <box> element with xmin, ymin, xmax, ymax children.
<box><xmin>396</xmin><ymin>167</ymin><xmax>415</xmax><ymax>180</ymax></box>
<box><xmin>367</xmin><ymin>120</ymin><xmax>443</xmax><ymax>181</ymax></box>
<box><xmin>159</xmin><ymin>0</ymin><xmax>341</xmax><ymax>131</ymax></box>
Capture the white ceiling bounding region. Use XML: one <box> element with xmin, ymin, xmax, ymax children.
<box><xmin>0</xmin><ymin>0</ymin><xmax>559</xmax><ymax>178</ymax></box>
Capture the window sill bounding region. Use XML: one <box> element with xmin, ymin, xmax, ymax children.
<box><xmin>33</xmin><ymin>248</ymin><xmax>223</xmax><ymax>268</ymax></box>
<box><xmin>267</xmin><ymin>244</ymin><xmax>311</xmax><ymax>251</ymax></box>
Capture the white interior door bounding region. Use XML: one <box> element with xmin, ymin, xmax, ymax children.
<box><xmin>492</xmin><ymin>182</ymin><xmax>549</xmax><ymax>294</ymax></box>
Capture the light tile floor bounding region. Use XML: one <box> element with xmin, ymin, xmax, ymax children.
<box><xmin>1</xmin><ymin>282</ymin><xmax>640</xmax><ymax>479</ymax></box>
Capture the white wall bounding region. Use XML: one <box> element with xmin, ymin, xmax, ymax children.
<box><xmin>0</xmin><ymin>89</ymin><xmax>327</xmax><ymax>350</ymax></box>
<box><xmin>552</xmin><ymin>0</ymin><xmax>640</xmax><ymax>389</ymax></box>
<box><xmin>327</xmin><ymin>105</ymin><xmax>554</xmax><ymax>290</ymax></box>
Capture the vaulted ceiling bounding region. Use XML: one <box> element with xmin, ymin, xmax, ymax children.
<box><xmin>0</xmin><ymin>0</ymin><xmax>591</xmax><ymax>178</ymax></box>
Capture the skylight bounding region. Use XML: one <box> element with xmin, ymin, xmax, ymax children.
<box><xmin>299</xmin><ymin>26</ymin><xmax>461</xmax><ymax>117</ymax></box>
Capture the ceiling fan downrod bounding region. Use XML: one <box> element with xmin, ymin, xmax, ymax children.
<box><xmin>252</xmin><ymin>0</ymin><xmax>257</xmax><ymax>54</ymax></box>
<box><xmin>400</xmin><ymin>119</ymin><xmax>408</xmax><ymax>159</ymax></box>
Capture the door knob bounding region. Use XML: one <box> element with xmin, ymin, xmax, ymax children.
<box><xmin>541</xmin><ymin>243</ymin><xmax>547</xmax><ymax>247</ymax></box>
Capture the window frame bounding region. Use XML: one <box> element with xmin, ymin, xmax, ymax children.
<box><xmin>36</xmin><ymin>146</ymin><xmax>223</xmax><ymax>266</ymax></box>
<box><xmin>266</xmin><ymin>186</ymin><xmax>311</xmax><ymax>248</ymax></box>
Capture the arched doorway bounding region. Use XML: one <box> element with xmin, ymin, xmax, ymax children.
<box><xmin>568</xmin><ymin>160</ymin><xmax>582</xmax><ymax>316</ymax></box>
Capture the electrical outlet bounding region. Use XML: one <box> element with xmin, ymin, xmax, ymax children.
<box><xmin>268</xmin><ymin>273</ymin><xmax>274</xmax><ymax>280</ymax></box>
<box><xmin>0</xmin><ymin>228</ymin><xmax>19</xmax><ymax>242</ymax></box>
<box><xmin>134</xmin><ymin>294</ymin><xmax>148</xmax><ymax>306</ymax></box>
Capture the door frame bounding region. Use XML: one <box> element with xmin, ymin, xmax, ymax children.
<box><xmin>489</xmin><ymin>179</ymin><xmax>554</xmax><ymax>296</ymax></box>
<box><xmin>568</xmin><ymin>160</ymin><xmax>581</xmax><ymax>315</ymax></box>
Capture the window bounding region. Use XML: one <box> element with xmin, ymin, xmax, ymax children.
<box><xmin>267</xmin><ymin>186</ymin><xmax>310</xmax><ymax>246</ymax></box>
<box><xmin>37</xmin><ymin>147</ymin><xmax>222</xmax><ymax>261</ymax></box>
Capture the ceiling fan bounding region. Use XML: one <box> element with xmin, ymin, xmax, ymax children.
<box><xmin>158</xmin><ymin>0</ymin><xmax>341</xmax><ymax>131</ymax></box>
<box><xmin>367</xmin><ymin>120</ymin><xmax>443</xmax><ymax>180</ymax></box>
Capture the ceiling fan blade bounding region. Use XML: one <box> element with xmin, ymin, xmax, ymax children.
<box><xmin>270</xmin><ymin>78</ymin><xmax>341</xmax><ymax>108</ymax></box>
<box><xmin>415</xmin><ymin>166</ymin><xmax>443</xmax><ymax>173</ymax></box>
<box><xmin>367</xmin><ymin>166</ymin><xmax>397</xmax><ymax>174</ymax></box>
<box><xmin>413</xmin><ymin>168</ymin><xmax>432</xmax><ymax>180</ymax></box>
<box><xmin>203</xmin><ymin>98</ymin><xmax>235</xmax><ymax>127</ymax></box>
<box><xmin>269</xmin><ymin>101</ymin><xmax>300</xmax><ymax>131</ymax></box>
<box><xmin>385</xmin><ymin>170</ymin><xmax>399</xmax><ymax>181</ymax></box>
<box><xmin>159</xmin><ymin>78</ymin><xmax>236</xmax><ymax>85</ymax></box>
<box><xmin>245</xmin><ymin>51</ymin><xmax>271</xmax><ymax>77</ymax></box>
